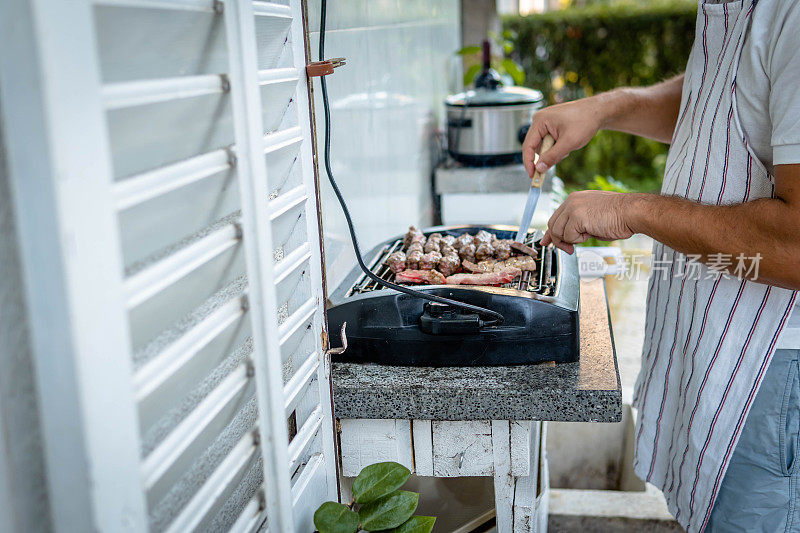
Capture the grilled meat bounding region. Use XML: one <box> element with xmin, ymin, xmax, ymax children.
<box><xmin>475</xmin><ymin>242</ymin><xmax>494</xmax><ymax>262</ymax></box>
<box><xmin>419</xmin><ymin>251</ymin><xmax>442</xmax><ymax>270</ymax></box>
<box><xmin>463</xmin><ymin>257</ymin><xmax>537</xmax><ymax>273</ymax></box>
<box><xmin>445</xmin><ymin>267</ymin><xmax>522</xmax><ymax>286</ymax></box>
<box><xmin>454</xmin><ymin>233</ymin><xmax>473</xmax><ymax>251</ymax></box>
<box><xmin>441</xmin><ymin>235</ymin><xmax>456</xmax><ymax>248</ymax></box>
<box><xmin>510</xmin><ymin>241</ymin><xmax>538</xmax><ymax>257</ymax></box>
<box><xmin>424</xmin><ymin>233</ymin><xmax>443</xmax><ymax>253</ymax></box>
<box><xmin>406</xmin><ymin>249</ymin><xmax>422</xmax><ymax>269</ymax></box>
<box><xmin>492</xmin><ymin>239</ymin><xmax>512</xmax><ymax>260</ymax></box>
<box><xmin>438</xmin><ymin>253</ymin><xmax>461</xmax><ymax>276</ymax></box>
<box><xmin>473</xmin><ymin>230</ymin><xmax>494</xmax><ymax>245</ymax></box>
<box><xmin>440</xmin><ymin>243</ymin><xmax>457</xmax><ymax>256</ymax></box>
<box><xmin>385</xmin><ymin>251</ymin><xmax>407</xmax><ymax>273</ymax></box>
<box><xmin>407</xmin><ymin>241</ymin><xmax>423</xmax><ymax>255</ymax></box>
<box><xmin>458</xmin><ymin>242</ymin><xmax>476</xmax><ymax>263</ymax></box>
<box><xmin>396</xmin><ymin>269</ymin><xmax>446</xmax><ymax>285</ymax></box>
<box><xmin>404</xmin><ymin>226</ymin><xmax>425</xmax><ymax>247</ymax></box>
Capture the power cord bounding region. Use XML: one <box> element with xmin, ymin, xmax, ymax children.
<box><xmin>316</xmin><ymin>0</ymin><xmax>504</xmax><ymax>327</ymax></box>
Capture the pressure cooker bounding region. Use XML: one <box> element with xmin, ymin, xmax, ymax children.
<box><xmin>446</xmin><ymin>41</ymin><xmax>544</xmax><ymax>166</ymax></box>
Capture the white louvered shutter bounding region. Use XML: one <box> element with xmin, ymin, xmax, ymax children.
<box><xmin>0</xmin><ymin>0</ymin><xmax>337</xmax><ymax>531</ymax></box>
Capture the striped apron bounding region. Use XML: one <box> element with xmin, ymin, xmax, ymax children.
<box><xmin>631</xmin><ymin>1</ymin><xmax>798</xmax><ymax>531</ymax></box>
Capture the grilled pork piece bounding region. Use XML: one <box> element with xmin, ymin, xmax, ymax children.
<box><xmin>419</xmin><ymin>251</ymin><xmax>442</xmax><ymax>270</ymax></box>
<box><xmin>454</xmin><ymin>233</ymin><xmax>473</xmax><ymax>251</ymax></box>
<box><xmin>504</xmin><ymin>256</ymin><xmax>538</xmax><ymax>271</ymax></box>
<box><xmin>404</xmin><ymin>226</ymin><xmax>425</xmax><ymax>247</ymax></box>
<box><xmin>492</xmin><ymin>239</ymin><xmax>512</xmax><ymax>260</ymax></box>
<box><xmin>438</xmin><ymin>253</ymin><xmax>460</xmax><ymax>276</ymax></box>
<box><xmin>445</xmin><ymin>267</ymin><xmax>522</xmax><ymax>286</ymax></box>
<box><xmin>441</xmin><ymin>235</ymin><xmax>456</xmax><ymax>247</ymax></box>
<box><xmin>440</xmin><ymin>243</ymin><xmax>457</xmax><ymax>256</ymax></box>
<box><xmin>463</xmin><ymin>257</ymin><xmax>537</xmax><ymax>273</ymax></box>
<box><xmin>473</xmin><ymin>230</ymin><xmax>494</xmax><ymax>245</ymax></box>
<box><xmin>509</xmin><ymin>241</ymin><xmax>537</xmax><ymax>257</ymax></box>
<box><xmin>424</xmin><ymin>233</ymin><xmax>443</xmax><ymax>253</ymax></box>
<box><xmin>406</xmin><ymin>249</ymin><xmax>423</xmax><ymax>269</ymax></box>
<box><xmin>475</xmin><ymin>242</ymin><xmax>494</xmax><ymax>262</ymax></box>
<box><xmin>385</xmin><ymin>251</ymin><xmax>407</xmax><ymax>273</ymax></box>
<box><xmin>458</xmin><ymin>243</ymin><xmax>476</xmax><ymax>263</ymax></box>
<box><xmin>396</xmin><ymin>269</ymin><xmax>446</xmax><ymax>285</ymax></box>
<box><xmin>406</xmin><ymin>241</ymin><xmax>423</xmax><ymax>255</ymax></box>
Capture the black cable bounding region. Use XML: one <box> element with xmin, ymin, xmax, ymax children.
<box><xmin>317</xmin><ymin>0</ymin><xmax>504</xmax><ymax>327</ymax></box>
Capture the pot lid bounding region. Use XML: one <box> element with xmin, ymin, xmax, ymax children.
<box><xmin>445</xmin><ymin>86</ymin><xmax>544</xmax><ymax>107</ymax></box>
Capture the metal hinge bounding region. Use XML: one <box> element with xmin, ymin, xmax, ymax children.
<box><xmin>325</xmin><ymin>322</ymin><xmax>347</xmax><ymax>356</ymax></box>
<box><xmin>306</xmin><ymin>57</ymin><xmax>346</xmax><ymax>78</ymax></box>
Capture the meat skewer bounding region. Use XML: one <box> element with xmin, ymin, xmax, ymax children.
<box><xmin>406</xmin><ymin>249</ymin><xmax>422</xmax><ymax>269</ymax></box>
<box><xmin>396</xmin><ymin>269</ymin><xmax>447</xmax><ymax>285</ymax></box>
<box><xmin>492</xmin><ymin>238</ymin><xmax>512</xmax><ymax>260</ymax></box>
<box><xmin>445</xmin><ymin>267</ymin><xmax>522</xmax><ymax>286</ymax></box>
<box><xmin>424</xmin><ymin>233</ymin><xmax>443</xmax><ymax>253</ymax></box>
<box><xmin>404</xmin><ymin>225</ymin><xmax>425</xmax><ymax>247</ymax></box>
<box><xmin>475</xmin><ymin>242</ymin><xmax>495</xmax><ymax>262</ymax></box>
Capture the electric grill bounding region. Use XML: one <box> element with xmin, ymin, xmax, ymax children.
<box><xmin>327</xmin><ymin>225</ymin><xmax>580</xmax><ymax>366</ymax></box>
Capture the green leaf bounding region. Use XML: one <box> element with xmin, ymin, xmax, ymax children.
<box><xmin>501</xmin><ymin>58</ymin><xmax>525</xmax><ymax>85</ymax></box>
<box><xmin>463</xmin><ymin>64</ymin><xmax>482</xmax><ymax>87</ymax></box>
<box><xmin>456</xmin><ymin>45</ymin><xmax>481</xmax><ymax>56</ymax></box>
<box><xmin>313</xmin><ymin>502</ymin><xmax>360</xmax><ymax>533</ymax></box>
<box><xmin>385</xmin><ymin>516</ymin><xmax>436</xmax><ymax>533</ymax></box>
<box><xmin>352</xmin><ymin>462</ymin><xmax>412</xmax><ymax>504</ymax></box>
<box><xmin>359</xmin><ymin>491</ymin><xmax>419</xmax><ymax>531</ymax></box>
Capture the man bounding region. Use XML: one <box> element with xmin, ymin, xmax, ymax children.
<box><xmin>522</xmin><ymin>1</ymin><xmax>800</xmax><ymax>531</ymax></box>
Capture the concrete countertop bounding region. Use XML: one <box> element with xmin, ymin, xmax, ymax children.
<box><xmin>331</xmin><ymin>278</ymin><xmax>622</xmax><ymax>422</ymax></box>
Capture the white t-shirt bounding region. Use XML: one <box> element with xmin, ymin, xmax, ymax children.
<box><xmin>707</xmin><ymin>0</ymin><xmax>800</xmax><ymax>171</ymax></box>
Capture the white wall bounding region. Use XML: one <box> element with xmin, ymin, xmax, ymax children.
<box><xmin>307</xmin><ymin>0</ymin><xmax>461</xmax><ymax>289</ymax></box>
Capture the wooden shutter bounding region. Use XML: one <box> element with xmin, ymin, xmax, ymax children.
<box><xmin>0</xmin><ymin>0</ymin><xmax>336</xmax><ymax>531</ymax></box>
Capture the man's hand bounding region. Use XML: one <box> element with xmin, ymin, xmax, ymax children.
<box><xmin>522</xmin><ymin>75</ymin><xmax>686</xmax><ymax>177</ymax></box>
<box><xmin>541</xmin><ymin>191</ymin><xmax>635</xmax><ymax>254</ymax></box>
<box><xmin>522</xmin><ymin>99</ymin><xmax>605</xmax><ymax>178</ymax></box>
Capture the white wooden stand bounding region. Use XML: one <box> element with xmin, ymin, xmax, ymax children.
<box><xmin>338</xmin><ymin>419</ymin><xmax>550</xmax><ymax>532</ymax></box>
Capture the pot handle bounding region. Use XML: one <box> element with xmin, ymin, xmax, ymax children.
<box><xmin>517</xmin><ymin>124</ymin><xmax>530</xmax><ymax>144</ymax></box>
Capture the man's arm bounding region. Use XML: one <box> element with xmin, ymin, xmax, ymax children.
<box><xmin>541</xmin><ymin>164</ymin><xmax>800</xmax><ymax>290</ymax></box>
<box><xmin>522</xmin><ymin>75</ymin><xmax>685</xmax><ymax>177</ymax></box>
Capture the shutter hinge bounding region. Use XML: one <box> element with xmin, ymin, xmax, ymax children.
<box><xmin>325</xmin><ymin>322</ymin><xmax>347</xmax><ymax>356</ymax></box>
<box><xmin>306</xmin><ymin>57</ymin><xmax>346</xmax><ymax>78</ymax></box>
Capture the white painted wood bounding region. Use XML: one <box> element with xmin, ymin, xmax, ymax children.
<box><xmin>0</xmin><ymin>1</ymin><xmax>149</xmax><ymax>530</ymax></box>
<box><xmin>432</xmin><ymin>421</ymin><xmax>494</xmax><ymax>477</ymax></box>
<box><xmin>412</xmin><ymin>420</ymin><xmax>434</xmax><ymax>476</ymax></box>
<box><xmin>339</xmin><ymin>420</ymin><xmax>414</xmax><ymax>476</ymax></box>
<box><xmin>492</xmin><ymin>421</ymin><xmax>514</xmax><ymax>532</ymax></box>
<box><xmin>511</xmin><ymin>420</ymin><xmax>531</xmax><ymax>477</ymax></box>
<box><xmin>511</xmin><ymin>421</ymin><xmax>542</xmax><ymax>532</ymax></box>
<box><xmin>222</xmin><ymin>0</ymin><xmax>295</xmax><ymax>529</ymax></box>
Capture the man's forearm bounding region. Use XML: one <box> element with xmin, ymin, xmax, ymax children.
<box><xmin>596</xmin><ymin>75</ymin><xmax>685</xmax><ymax>144</ymax></box>
<box><xmin>627</xmin><ymin>192</ymin><xmax>800</xmax><ymax>289</ymax></box>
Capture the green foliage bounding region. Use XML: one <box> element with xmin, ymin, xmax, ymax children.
<box><xmin>385</xmin><ymin>516</ymin><xmax>436</xmax><ymax>533</ymax></box>
<box><xmin>314</xmin><ymin>502</ymin><xmax>361</xmax><ymax>533</ymax></box>
<box><xmin>504</xmin><ymin>0</ymin><xmax>696</xmax><ymax>192</ymax></box>
<box><xmin>359</xmin><ymin>491</ymin><xmax>419</xmax><ymax>531</ymax></box>
<box><xmin>458</xmin><ymin>30</ymin><xmax>526</xmax><ymax>86</ymax></box>
<box><xmin>352</xmin><ymin>462</ymin><xmax>412</xmax><ymax>504</ymax></box>
<box><xmin>313</xmin><ymin>462</ymin><xmax>432</xmax><ymax>533</ymax></box>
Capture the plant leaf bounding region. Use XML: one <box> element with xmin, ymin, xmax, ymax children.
<box><xmin>501</xmin><ymin>58</ymin><xmax>525</xmax><ymax>86</ymax></box>
<box><xmin>456</xmin><ymin>45</ymin><xmax>481</xmax><ymax>56</ymax></box>
<box><xmin>463</xmin><ymin>64</ymin><xmax>482</xmax><ymax>87</ymax></box>
<box><xmin>313</xmin><ymin>502</ymin><xmax>360</xmax><ymax>533</ymax></box>
<box><xmin>359</xmin><ymin>491</ymin><xmax>419</xmax><ymax>531</ymax></box>
<box><xmin>385</xmin><ymin>516</ymin><xmax>436</xmax><ymax>533</ymax></box>
<box><xmin>352</xmin><ymin>462</ymin><xmax>412</xmax><ymax>504</ymax></box>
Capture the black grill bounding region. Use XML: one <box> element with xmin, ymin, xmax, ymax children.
<box><xmin>327</xmin><ymin>225</ymin><xmax>580</xmax><ymax>367</ymax></box>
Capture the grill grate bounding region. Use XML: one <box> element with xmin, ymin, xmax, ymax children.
<box><xmin>346</xmin><ymin>229</ymin><xmax>557</xmax><ymax>297</ymax></box>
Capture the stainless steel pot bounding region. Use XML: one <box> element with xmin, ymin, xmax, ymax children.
<box><xmin>446</xmin><ymin>86</ymin><xmax>544</xmax><ymax>166</ymax></box>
